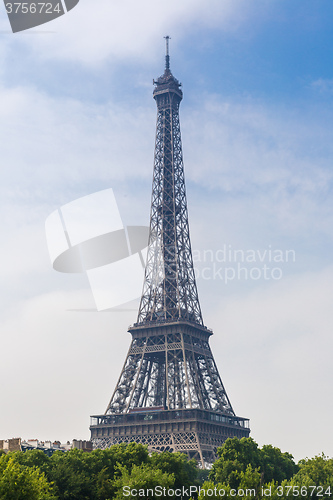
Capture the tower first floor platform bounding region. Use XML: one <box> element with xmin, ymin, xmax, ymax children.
<box><xmin>90</xmin><ymin>408</ymin><xmax>249</xmax><ymax>467</ymax></box>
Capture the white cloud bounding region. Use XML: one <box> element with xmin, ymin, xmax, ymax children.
<box><xmin>1</xmin><ymin>79</ymin><xmax>332</xmax><ymax>222</ymax></box>
<box><xmin>1</xmin><ymin>77</ymin><xmax>332</xmax><ymax>309</ymax></box>
<box><xmin>207</xmin><ymin>265</ymin><xmax>333</xmax><ymax>460</ymax></box>
<box><xmin>6</xmin><ymin>0</ymin><xmax>252</xmax><ymax>66</ymax></box>
<box><xmin>183</xmin><ymin>96</ymin><xmax>333</xmax><ymax>193</ymax></box>
<box><xmin>0</xmin><ymin>289</ymin><xmax>135</xmax><ymax>441</ymax></box>
<box><xmin>0</xmin><ymin>82</ymin><xmax>155</xmax><ymax>203</ymax></box>
<box><xmin>311</xmin><ymin>78</ymin><xmax>333</xmax><ymax>94</ymax></box>
<box><xmin>182</xmin><ymin>95</ymin><xmax>333</xmax><ymax>240</ymax></box>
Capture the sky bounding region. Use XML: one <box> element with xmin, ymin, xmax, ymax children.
<box><xmin>0</xmin><ymin>0</ymin><xmax>333</xmax><ymax>462</ymax></box>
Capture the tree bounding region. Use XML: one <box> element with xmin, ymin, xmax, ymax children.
<box><xmin>291</xmin><ymin>453</ymin><xmax>333</xmax><ymax>498</ymax></box>
<box><xmin>10</xmin><ymin>449</ymin><xmax>50</xmax><ymax>476</ymax></box>
<box><xmin>209</xmin><ymin>438</ymin><xmax>298</xmax><ymax>487</ymax></box>
<box><xmin>47</xmin><ymin>449</ymin><xmax>93</xmax><ymax>500</ymax></box>
<box><xmin>295</xmin><ymin>454</ymin><xmax>333</xmax><ymax>484</ymax></box>
<box><xmin>150</xmin><ymin>451</ymin><xmax>198</xmax><ymax>490</ymax></box>
<box><xmin>47</xmin><ymin>442</ymin><xmax>150</xmax><ymax>500</ymax></box>
<box><xmin>0</xmin><ymin>455</ymin><xmax>57</xmax><ymax>500</ymax></box>
<box><xmin>261</xmin><ymin>444</ymin><xmax>298</xmax><ymax>483</ymax></box>
<box><xmin>209</xmin><ymin>437</ymin><xmax>262</xmax><ymax>488</ymax></box>
<box><xmin>113</xmin><ymin>463</ymin><xmax>174</xmax><ymax>500</ymax></box>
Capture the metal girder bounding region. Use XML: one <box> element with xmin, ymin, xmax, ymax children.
<box><xmin>105</xmin><ymin>326</ymin><xmax>235</xmax><ymax>416</ymax></box>
<box><xmin>137</xmin><ymin>67</ymin><xmax>203</xmax><ymax>326</ymax></box>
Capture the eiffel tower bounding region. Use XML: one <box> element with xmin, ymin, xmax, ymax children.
<box><xmin>90</xmin><ymin>37</ymin><xmax>250</xmax><ymax>467</ymax></box>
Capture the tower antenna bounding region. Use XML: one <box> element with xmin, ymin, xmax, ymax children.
<box><xmin>164</xmin><ymin>35</ymin><xmax>171</xmax><ymax>70</ymax></box>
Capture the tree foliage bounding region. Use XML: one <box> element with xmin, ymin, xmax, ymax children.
<box><xmin>294</xmin><ymin>454</ymin><xmax>333</xmax><ymax>486</ymax></box>
<box><xmin>113</xmin><ymin>463</ymin><xmax>174</xmax><ymax>500</ymax></box>
<box><xmin>150</xmin><ymin>451</ymin><xmax>198</xmax><ymax>490</ymax></box>
<box><xmin>47</xmin><ymin>443</ymin><xmax>150</xmax><ymax>499</ymax></box>
<box><xmin>210</xmin><ymin>437</ymin><xmax>298</xmax><ymax>488</ymax></box>
<box><xmin>261</xmin><ymin>444</ymin><xmax>298</xmax><ymax>483</ymax></box>
<box><xmin>0</xmin><ymin>440</ymin><xmax>331</xmax><ymax>500</ymax></box>
<box><xmin>0</xmin><ymin>455</ymin><xmax>56</xmax><ymax>500</ymax></box>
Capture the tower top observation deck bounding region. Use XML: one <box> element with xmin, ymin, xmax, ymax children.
<box><xmin>153</xmin><ymin>36</ymin><xmax>183</xmax><ymax>105</ymax></box>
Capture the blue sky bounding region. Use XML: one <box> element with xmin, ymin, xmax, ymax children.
<box><xmin>0</xmin><ymin>0</ymin><xmax>332</xmax><ymax>462</ymax></box>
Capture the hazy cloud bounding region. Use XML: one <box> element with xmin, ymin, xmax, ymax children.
<box><xmin>6</xmin><ymin>0</ymin><xmax>253</xmax><ymax>65</ymax></box>
<box><xmin>208</xmin><ymin>265</ymin><xmax>333</xmax><ymax>460</ymax></box>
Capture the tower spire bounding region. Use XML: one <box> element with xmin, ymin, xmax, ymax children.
<box><xmin>164</xmin><ymin>35</ymin><xmax>170</xmax><ymax>70</ymax></box>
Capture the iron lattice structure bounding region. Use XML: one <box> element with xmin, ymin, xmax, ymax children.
<box><xmin>90</xmin><ymin>39</ymin><xmax>249</xmax><ymax>467</ymax></box>
<box><xmin>137</xmin><ymin>49</ymin><xmax>202</xmax><ymax>327</ymax></box>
